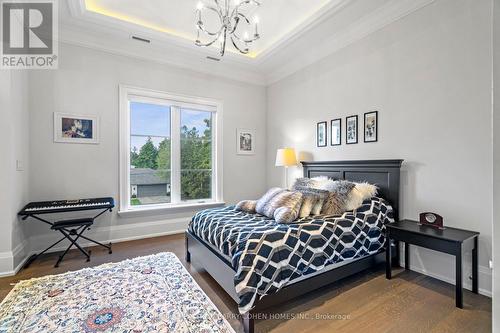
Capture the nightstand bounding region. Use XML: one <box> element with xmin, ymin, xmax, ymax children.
<box><xmin>385</xmin><ymin>220</ymin><xmax>479</xmax><ymax>308</ymax></box>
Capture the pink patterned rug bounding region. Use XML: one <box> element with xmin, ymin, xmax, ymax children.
<box><xmin>0</xmin><ymin>252</ymin><xmax>234</xmax><ymax>332</ymax></box>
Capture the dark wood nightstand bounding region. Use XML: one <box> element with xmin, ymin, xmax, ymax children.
<box><xmin>385</xmin><ymin>220</ymin><xmax>479</xmax><ymax>308</ymax></box>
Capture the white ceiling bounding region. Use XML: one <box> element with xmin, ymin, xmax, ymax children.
<box><xmin>60</xmin><ymin>0</ymin><xmax>435</xmax><ymax>85</ymax></box>
<box><xmin>82</xmin><ymin>0</ymin><xmax>332</xmax><ymax>58</ymax></box>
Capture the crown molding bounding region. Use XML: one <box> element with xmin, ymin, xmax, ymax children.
<box><xmin>58</xmin><ymin>23</ymin><xmax>267</xmax><ymax>86</ymax></box>
<box><xmin>255</xmin><ymin>0</ymin><xmax>353</xmax><ymax>63</ymax></box>
<box><xmin>264</xmin><ymin>0</ymin><xmax>437</xmax><ymax>85</ymax></box>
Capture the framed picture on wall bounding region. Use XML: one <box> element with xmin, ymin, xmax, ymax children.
<box><xmin>346</xmin><ymin>115</ymin><xmax>358</xmax><ymax>144</ymax></box>
<box><xmin>331</xmin><ymin>119</ymin><xmax>341</xmax><ymax>146</ymax></box>
<box><xmin>317</xmin><ymin>121</ymin><xmax>327</xmax><ymax>147</ymax></box>
<box><xmin>54</xmin><ymin>113</ymin><xmax>99</xmax><ymax>144</ymax></box>
<box><xmin>237</xmin><ymin>128</ymin><xmax>255</xmax><ymax>155</ymax></box>
<box><xmin>364</xmin><ymin>111</ymin><xmax>378</xmax><ymax>143</ymax></box>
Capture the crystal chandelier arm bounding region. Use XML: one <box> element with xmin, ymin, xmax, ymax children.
<box><xmin>197</xmin><ymin>5</ymin><xmax>224</xmax><ymax>36</ymax></box>
<box><xmin>228</xmin><ymin>15</ymin><xmax>241</xmax><ymax>35</ymax></box>
<box><xmin>230</xmin><ymin>13</ymin><xmax>260</xmax><ymax>42</ymax></box>
<box><xmin>220</xmin><ymin>29</ymin><xmax>227</xmax><ymax>56</ymax></box>
<box><xmin>195</xmin><ymin>31</ymin><xmax>222</xmax><ymax>47</ymax></box>
<box><xmin>230</xmin><ymin>36</ymin><xmax>249</xmax><ymax>54</ymax></box>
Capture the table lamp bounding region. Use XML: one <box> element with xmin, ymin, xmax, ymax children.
<box><xmin>275</xmin><ymin>148</ymin><xmax>297</xmax><ymax>189</ymax></box>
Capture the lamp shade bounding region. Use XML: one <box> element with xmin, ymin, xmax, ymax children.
<box><xmin>275</xmin><ymin>148</ymin><xmax>297</xmax><ymax>167</ymax></box>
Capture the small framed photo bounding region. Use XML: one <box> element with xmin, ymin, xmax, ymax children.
<box><xmin>330</xmin><ymin>119</ymin><xmax>341</xmax><ymax>146</ymax></box>
<box><xmin>237</xmin><ymin>128</ymin><xmax>255</xmax><ymax>155</ymax></box>
<box><xmin>346</xmin><ymin>115</ymin><xmax>358</xmax><ymax>144</ymax></box>
<box><xmin>54</xmin><ymin>113</ymin><xmax>99</xmax><ymax>144</ymax></box>
<box><xmin>317</xmin><ymin>121</ymin><xmax>327</xmax><ymax>147</ymax></box>
<box><xmin>364</xmin><ymin>111</ymin><xmax>378</xmax><ymax>143</ymax></box>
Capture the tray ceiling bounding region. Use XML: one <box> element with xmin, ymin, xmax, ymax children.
<box><xmin>61</xmin><ymin>0</ymin><xmax>435</xmax><ymax>85</ymax></box>
<box><xmin>82</xmin><ymin>0</ymin><xmax>332</xmax><ymax>58</ymax></box>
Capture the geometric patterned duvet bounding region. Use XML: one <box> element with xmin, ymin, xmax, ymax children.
<box><xmin>188</xmin><ymin>197</ymin><xmax>394</xmax><ymax>314</ymax></box>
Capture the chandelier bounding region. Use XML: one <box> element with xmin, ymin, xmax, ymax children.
<box><xmin>195</xmin><ymin>0</ymin><xmax>261</xmax><ymax>57</ymax></box>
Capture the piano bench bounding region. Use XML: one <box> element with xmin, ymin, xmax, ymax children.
<box><xmin>51</xmin><ymin>218</ymin><xmax>94</xmax><ymax>230</ymax></box>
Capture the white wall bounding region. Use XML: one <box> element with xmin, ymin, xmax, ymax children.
<box><xmin>493</xmin><ymin>0</ymin><xmax>499</xmax><ymax>330</ymax></box>
<box><xmin>0</xmin><ymin>69</ymin><xmax>30</xmax><ymax>275</ymax></box>
<box><xmin>267</xmin><ymin>0</ymin><xmax>493</xmax><ymax>295</ymax></box>
<box><xmin>23</xmin><ymin>43</ymin><xmax>267</xmax><ymax>266</ymax></box>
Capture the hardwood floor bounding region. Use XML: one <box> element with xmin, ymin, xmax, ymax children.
<box><xmin>0</xmin><ymin>234</ymin><xmax>491</xmax><ymax>333</ymax></box>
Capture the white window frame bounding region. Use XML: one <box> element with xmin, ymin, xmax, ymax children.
<box><xmin>119</xmin><ymin>85</ymin><xmax>224</xmax><ymax>214</ymax></box>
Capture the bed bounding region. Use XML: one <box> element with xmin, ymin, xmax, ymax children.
<box><xmin>185</xmin><ymin>159</ymin><xmax>403</xmax><ymax>333</ymax></box>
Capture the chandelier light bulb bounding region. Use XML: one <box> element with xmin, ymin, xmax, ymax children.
<box><xmin>196</xmin><ymin>2</ymin><xmax>204</xmax><ymax>10</ymax></box>
<box><xmin>253</xmin><ymin>16</ymin><xmax>259</xmax><ymax>24</ymax></box>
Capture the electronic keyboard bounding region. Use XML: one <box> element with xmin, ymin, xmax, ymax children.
<box><xmin>19</xmin><ymin>197</ymin><xmax>115</xmax><ymax>215</ymax></box>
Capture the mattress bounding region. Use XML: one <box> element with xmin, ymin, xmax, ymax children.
<box><xmin>188</xmin><ymin>197</ymin><xmax>394</xmax><ymax>313</ymax></box>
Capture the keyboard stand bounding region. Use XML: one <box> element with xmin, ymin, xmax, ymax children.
<box><xmin>22</xmin><ymin>207</ymin><xmax>113</xmax><ymax>268</ymax></box>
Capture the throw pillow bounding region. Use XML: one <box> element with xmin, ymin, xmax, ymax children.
<box><xmin>344</xmin><ymin>182</ymin><xmax>379</xmax><ymax>211</ymax></box>
<box><xmin>320</xmin><ymin>180</ymin><xmax>355</xmax><ymax>215</ymax></box>
<box><xmin>298</xmin><ymin>193</ymin><xmax>318</xmax><ymax>218</ymax></box>
<box><xmin>236</xmin><ymin>200</ymin><xmax>257</xmax><ymax>213</ymax></box>
<box><xmin>271</xmin><ymin>191</ymin><xmax>303</xmax><ymax>223</ymax></box>
<box><xmin>293</xmin><ymin>186</ymin><xmax>329</xmax><ymax>216</ymax></box>
<box><xmin>255</xmin><ymin>187</ymin><xmax>283</xmax><ymax>216</ymax></box>
<box><xmin>255</xmin><ymin>187</ymin><xmax>303</xmax><ymax>223</ymax></box>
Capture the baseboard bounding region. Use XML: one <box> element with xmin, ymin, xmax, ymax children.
<box><xmin>400</xmin><ymin>246</ymin><xmax>493</xmax><ymax>298</ymax></box>
<box><xmin>407</xmin><ymin>264</ymin><xmax>492</xmax><ymax>297</ymax></box>
<box><xmin>0</xmin><ymin>251</ymin><xmax>14</xmax><ymax>278</ymax></box>
<box><xmin>0</xmin><ymin>218</ymin><xmax>188</xmax><ymax>277</ymax></box>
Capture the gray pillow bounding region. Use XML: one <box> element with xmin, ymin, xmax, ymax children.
<box><xmin>255</xmin><ymin>187</ymin><xmax>303</xmax><ymax>223</ymax></box>
<box><xmin>329</xmin><ymin>180</ymin><xmax>356</xmax><ymax>194</ymax></box>
<box><xmin>292</xmin><ymin>178</ymin><xmax>317</xmax><ymax>190</ymax></box>
<box><xmin>255</xmin><ymin>187</ymin><xmax>283</xmax><ymax>216</ymax></box>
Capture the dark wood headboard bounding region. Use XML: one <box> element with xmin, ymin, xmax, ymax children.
<box><xmin>302</xmin><ymin>160</ymin><xmax>403</xmax><ymax>220</ymax></box>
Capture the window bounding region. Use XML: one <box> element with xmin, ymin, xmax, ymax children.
<box><xmin>119</xmin><ymin>86</ymin><xmax>222</xmax><ymax>212</ymax></box>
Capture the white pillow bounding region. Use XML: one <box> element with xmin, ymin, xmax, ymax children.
<box><xmin>311</xmin><ymin>176</ymin><xmax>337</xmax><ymax>192</ymax></box>
<box><xmin>344</xmin><ymin>182</ymin><xmax>378</xmax><ymax>211</ymax></box>
<box><xmin>356</xmin><ymin>182</ymin><xmax>378</xmax><ymax>199</ymax></box>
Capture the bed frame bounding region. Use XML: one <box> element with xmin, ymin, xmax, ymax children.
<box><xmin>185</xmin><ymin>159</ymin><xmax>403</xmax><ymax>333</ymax></box>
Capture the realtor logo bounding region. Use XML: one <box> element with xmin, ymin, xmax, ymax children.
<box><xmin>1</xmin><ymin>0</ymin><xmax>58</xmax><ymax>69</ymax></box>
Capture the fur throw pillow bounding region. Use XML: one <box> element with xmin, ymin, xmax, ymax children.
<box><xmin>311</xmin><ymin>176</ymin><xmax>338</xmax><ymax>192</ymax></box>
<box><xmin>236</xmin><ymin>200</ymin><xmax>257</xmax><ymax>213</ymax></box>
<box><xmin>293</xmin><ymin>186</ymin><xmax>329</xmax><ymax>215</ymax></box>
<box><xmin>298</xmin><ymin>194</ymin><xmax>318</xmax><ymax>218</ymax></box>
<box><xmin>321</xmin><ymin>192</ymin><xmax>344</xmax><ymax>215</ymax></box>
<box><xmin>292</xmin><ymin>178</ymin><xmax>316</xmax><ymax>190</ymax></box>
<box><xmin>356</xmin><ymin>182</ymin><xmax>378</xmax><ymax>199</ymax></box>
<box><xmin>321</xmin><ymin>181</ymin><xmax>355</xmax><ymax>215</ymax></box>
<box><xmin>255</xmin><ymin>187</ymin><xmax>303</xmax><ymax>223</ymax></box>
<box><xmin>292</xmin><ymin>176</ymin><xmax>336</xmax><ymax>192</ymax></box>
<box><xmin>344</xmin><ymin>182</ymin><xmax>379</xmax><ymax>211</ymax></box>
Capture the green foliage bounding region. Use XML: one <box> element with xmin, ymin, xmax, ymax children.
<box><xmin>133</xmin><ymin>137</ymin><xmax>158</xmax><ymax>169</ymax></box>
<box><xmin>130</xmin><ymin>146</ymin><xmax>139</xmax><ymax>167</ymax></box>
<box><xmin>156</xmin><ymin>138</ymin><xmax>171</xmax><ymax>182</ymax></box>
<box><xmin>130</xmin><ymin>198</ymin><xmax>141</xmax><ymax>206</ymax></box>
<box><xmin>180</xmin><ymin>117</ymin><xmax>212</xmax><ymax>200</ymax></box>
<box><xmin>131</xmin><ymin>117</ymin><xmax>212</xmax><ymax>201</ymax></box>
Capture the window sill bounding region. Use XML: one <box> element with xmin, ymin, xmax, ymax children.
<box><xmin>118</xmin><ymin>201</ymin><xmax>225</xmax><ymax>218</ymax></box>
